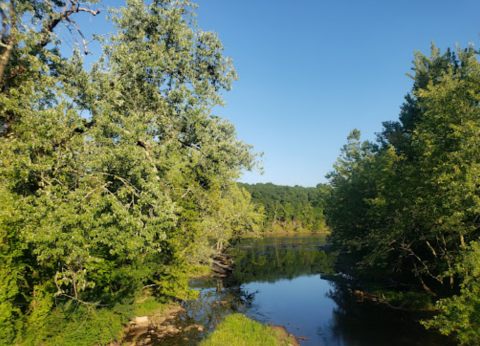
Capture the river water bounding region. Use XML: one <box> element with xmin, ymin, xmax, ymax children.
<box><xmin>155</xmin><ymin>234</ymin><xmax>455</xmax><ymax>346</ymax></box>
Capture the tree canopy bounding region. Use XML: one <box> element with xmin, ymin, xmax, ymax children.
<box><xmin>238</xmin><ymin>182</ymin><xmax>329</xmax><ymax>232</ymax></box>
<box><xmin>0</xmin><ymin>1</ymin><xmax>262</xmax><ymax>344</ymax></box>
<box><xmin>327</xmin><ymin>44</ymin><xmax>480</xmax><ymax>345</ymax></box>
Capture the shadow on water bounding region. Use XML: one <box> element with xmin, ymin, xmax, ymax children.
<box><xmin>147</xmin><ymin>234</ymin><xmax>455</xmax><ymax>346</ymax></box>
<box><xmin>322</xmin><ymin>281</ymin><xmax>456</xmax><ymax>346</ymax></box>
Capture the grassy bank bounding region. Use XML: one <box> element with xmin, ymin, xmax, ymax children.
<box><xmin>199</xmin><ymin>314</ymin><xmax>299</xmax><ymax>346</ymax></box>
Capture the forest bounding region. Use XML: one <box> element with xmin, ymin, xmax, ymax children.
<box><xmin>238</xmin><ymin>182</ymin><xmax>329</xmax><ymax>232</ymax></box>
<box><xmin>0</xmin><ymin>1</ymin><xmax>263</xmax><ymax>344</ymax></box>
<box><xmin>326</xmin><ymin>45</ymin><xmax>480</xmax><ymax>345</ymax></box>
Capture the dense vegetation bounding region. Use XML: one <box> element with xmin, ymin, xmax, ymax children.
<box><xmin>327</xmin><ymin>45</ymin><xmax>480</xmax><ymax>345</ymax></box>
<box><xmin>0</xmin><ymin>1</ymin><xmax>263</xmax><ymax>345</ymax></box>
<box><xmin>238</xmin><ymin>183</ymin><xmax>329</xmax><ymax>232</ymax></box>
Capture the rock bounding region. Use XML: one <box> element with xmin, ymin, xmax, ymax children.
<box><xmin>297</xmin><ymin>336</ymin><xmax>308</xmax><ymax>340</ymax></box>
<box><xmin>183</xmin><ymin>325</ymin><xmax>194</xmax><ymax>332</ymax></box>
<box><xmin>184</xmin><ymin>324</ymin><xmax>203</xmax><ymax>332</ymax></box>
<box><xmin>155</xmin><ymin>317</ymin><xmax>166</xmax><ymax>325</ymax></box>
<box><xmin>134</xmin><ymin>316</ymin><xmax>149</xmax><ymax>325</ymax></box>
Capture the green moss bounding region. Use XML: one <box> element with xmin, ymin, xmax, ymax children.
<box><xmin>199</xmin><ymin>314</ymin><xmax>291</xmax><ymax>346</ymax></box>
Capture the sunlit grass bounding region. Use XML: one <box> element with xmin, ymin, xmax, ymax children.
<box><xmin>199</xmin><ymin>314</ymin><xmax>291</xmax><ymax>346</ymax></box>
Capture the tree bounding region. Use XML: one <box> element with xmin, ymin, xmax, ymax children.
<box><xmin>327</xmin><ymin>43</ymin><xmax>480</xmax><ymax>344</ymax></box>
<box><xmin>0</xmin><ymin>1</ymin><xmax>260</xmax><ymax>344</ymax></box>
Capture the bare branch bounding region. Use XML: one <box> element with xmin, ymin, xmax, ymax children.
<box><xmin>65</xmin><ymin>16</ymin><xmax>91</xmax><ymax>54</ymax></box>
<box><xmin>57</xmin><ymin>293</ymin><xmax>107</xmax><ymax>306</ymax></box>
<box><xmin>61</xmin><ymin>0</ymin><xmax>72</xmax><ymax>16</ymax></box>
<box><xmin>77</xmin><ymin>6</ymin><xmax>104</xmax><ymax>16</ymax></box>
<box><xmin>86</xmin><ymin>31</ymin><xmax>112</xmax><ymax>45</ymax></box>
<box><xmin>142</xmin><ymin>284</ymin><xmax>159</xmax><ymax>289</ymax></box>
<box><xmin>39</xmin><ymin>2</ymin><xmax>102</xmax><ymax>49</ymax></box>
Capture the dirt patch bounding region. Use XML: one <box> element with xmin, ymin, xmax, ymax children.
<box><xmin>269</xmin><ymin>325</ymin><xmax>302</xmax><ymax>346</ymax></box>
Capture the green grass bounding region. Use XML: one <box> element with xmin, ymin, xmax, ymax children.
<box><xmin>199</xmin><ymin>314</ymin><xmax>291</xmax><ymax>346</ymax></box>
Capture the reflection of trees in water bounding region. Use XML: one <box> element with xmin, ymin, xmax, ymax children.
<box><xmin>184</xmin><ymin>237</ymin><xmax>335</xmax><ymax>328</ymax></box>
<box><xmin>323</xmin><ymin>282</ymin><xmax>455</xmax><ymax>346</ymax></box>
<box><xmin>184</xmin><ymin>278</ymin><xmax>260</xmax><ymax>328</ymax></box>
<box><xmin>230</xmin><ymin>238</ymin><xmax>337</xmax><ymax>284</ymax></box>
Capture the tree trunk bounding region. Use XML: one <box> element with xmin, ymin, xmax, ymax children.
<box><xmin>0</xmin><ymin>2</ymin><xmax>18</xmax><ymax>88</ymax></box>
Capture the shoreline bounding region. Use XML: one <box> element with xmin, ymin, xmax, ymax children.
<box><xmin>245</xmin><ymin>230</ymin><xmax>331</xmax><ymax>236</ymax></box>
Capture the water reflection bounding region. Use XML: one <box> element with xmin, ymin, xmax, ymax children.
<box><xmin>151</xmin><ymin>235</ymin><xmax>455</xmax><ymax>346</ymax></box>
<box><xmin>185</xmin><ymin>278</ymin><xmax>259</xmax><ymax>327</ymax></box>
<box><xmin>229</xmin><ymin>234</ymin><xmax>337</xmax><ymax>283</ymax></box>
<box><xmin>323</xmin><ymin>281</ymin><xmax>455</xmax><ymax>346</ymax></box>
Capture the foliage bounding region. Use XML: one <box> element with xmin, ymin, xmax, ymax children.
<box><xmin>0</xmin><ymin>1</ymin><xmax>260</xmax><ymax>345</ymax></box>
<box><xmin>327</xmin><ymin>43</ymin><xmax>480</xmax><ymax>344</ymax></box>
<box><xmin>197</xmin><ymin>183</ymin><xmax>265</xmax><ymax>255</ymax></box>
<box><xmin>423</xmin><ymin>240</ymin><xmax>480</xmax><ymax>345</ymax></box>
<box><xmin>239</xmin><ymin>182</ymin><xmax>329</xmax><ymax>232</ymax></box>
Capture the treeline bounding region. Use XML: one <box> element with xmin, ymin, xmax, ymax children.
<box><xmin>0</xmin><ymin>1</ymin><xmax>263</xmax><ymax>345</ymax></box>
<box><xmin>327</xmin><ymin>45</ymin><xmax>480</xmax><ymax>345</ymax></box>
<box><xmin>238</xmin><ymin>183</ymin><xmax>329</xmax><ymax>232</ymax></box>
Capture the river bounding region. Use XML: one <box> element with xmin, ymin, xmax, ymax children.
<box><xmin>152</xmin><ymin>234</ymin><xmax>455</xmax><ymax>346</ymax></box>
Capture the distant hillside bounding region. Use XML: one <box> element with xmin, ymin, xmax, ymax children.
<box><xmin>238</xmin><ymin>182</ymin><xmax>330</xmax><ymax>232</ymax></box>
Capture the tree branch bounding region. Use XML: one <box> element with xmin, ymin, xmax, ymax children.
<box><xmin>65</xmin><ymin>16</ymin><xmax>91</xmax><ymax>55</ymax></box>
<box><xmin>0</xmin><ymin>7</ymin><xmax>7</xmax><ymax>40</ymax></box>
<box><xmin>39</xmin><ymin>3</ymin><xmax>102</xmax><ymax>49</ymax></box>
<box><xmin>0</xmin><ymin>1</ymin><xmax>17</xmax><ymax>87</ymax></box>
<box><xmin>177</xmin><ymin>138</ymin><xmax>207</xmax><ymax>156</ymax></box>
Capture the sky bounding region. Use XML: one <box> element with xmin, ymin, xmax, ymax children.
<box><xmin>65</xmin><ymin>0</ymin><xmax>480</xmax><ymax>187</ymax></box>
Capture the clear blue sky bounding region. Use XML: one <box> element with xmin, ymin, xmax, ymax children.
<box><xmin>69</xmin><ymin>0</ymin><xmax>480</xmax><ymax>187</ymax></box>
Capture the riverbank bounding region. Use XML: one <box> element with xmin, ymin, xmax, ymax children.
<box><xmin>198</xmin><ymin>314</ymin><xmax>301</xmax><ymax>346</ymax></box>
<box><xmin>120</xmin><ymin>233</ymin><xmax>454</xmax><ymax>346</ymax></box>
<box><xmin>331</xmin><ymin>251</ymin><xmax>439</xmax><ymax>318</ymax></box>
<box><xmin>117</xmin><ymin>300</ymin><xmax>303</xmax><ymax>346</ymax></box>
<box><xmin>246</xmin><ymin>230</ymin><xmax>330</xmax><ymax>236</ymax></box>
<box><xmin>320</xmin><ymin>252</ymin><xmax>457</xmax><ymax>344</ymax></box>
<box><xmin>118</xmin><ymin>303</ymin><xmax>189</xmax><ymax>346</ymax></box>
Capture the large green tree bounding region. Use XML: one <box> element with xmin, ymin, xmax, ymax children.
<box><xmin>327</xmin><ymin>44</ymin><xmax>480</xmax><ymax>344</ymax></box>
<box><xmin>0</xmin><ymin>1</ymin><xmax>261</xmax><ymax>344</ymax></box>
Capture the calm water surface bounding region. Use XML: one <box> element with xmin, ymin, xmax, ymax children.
<box><xmin>154</xmin><ymin>234</ymin><xmax>455</xmax><ymax>346</ymax></box>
